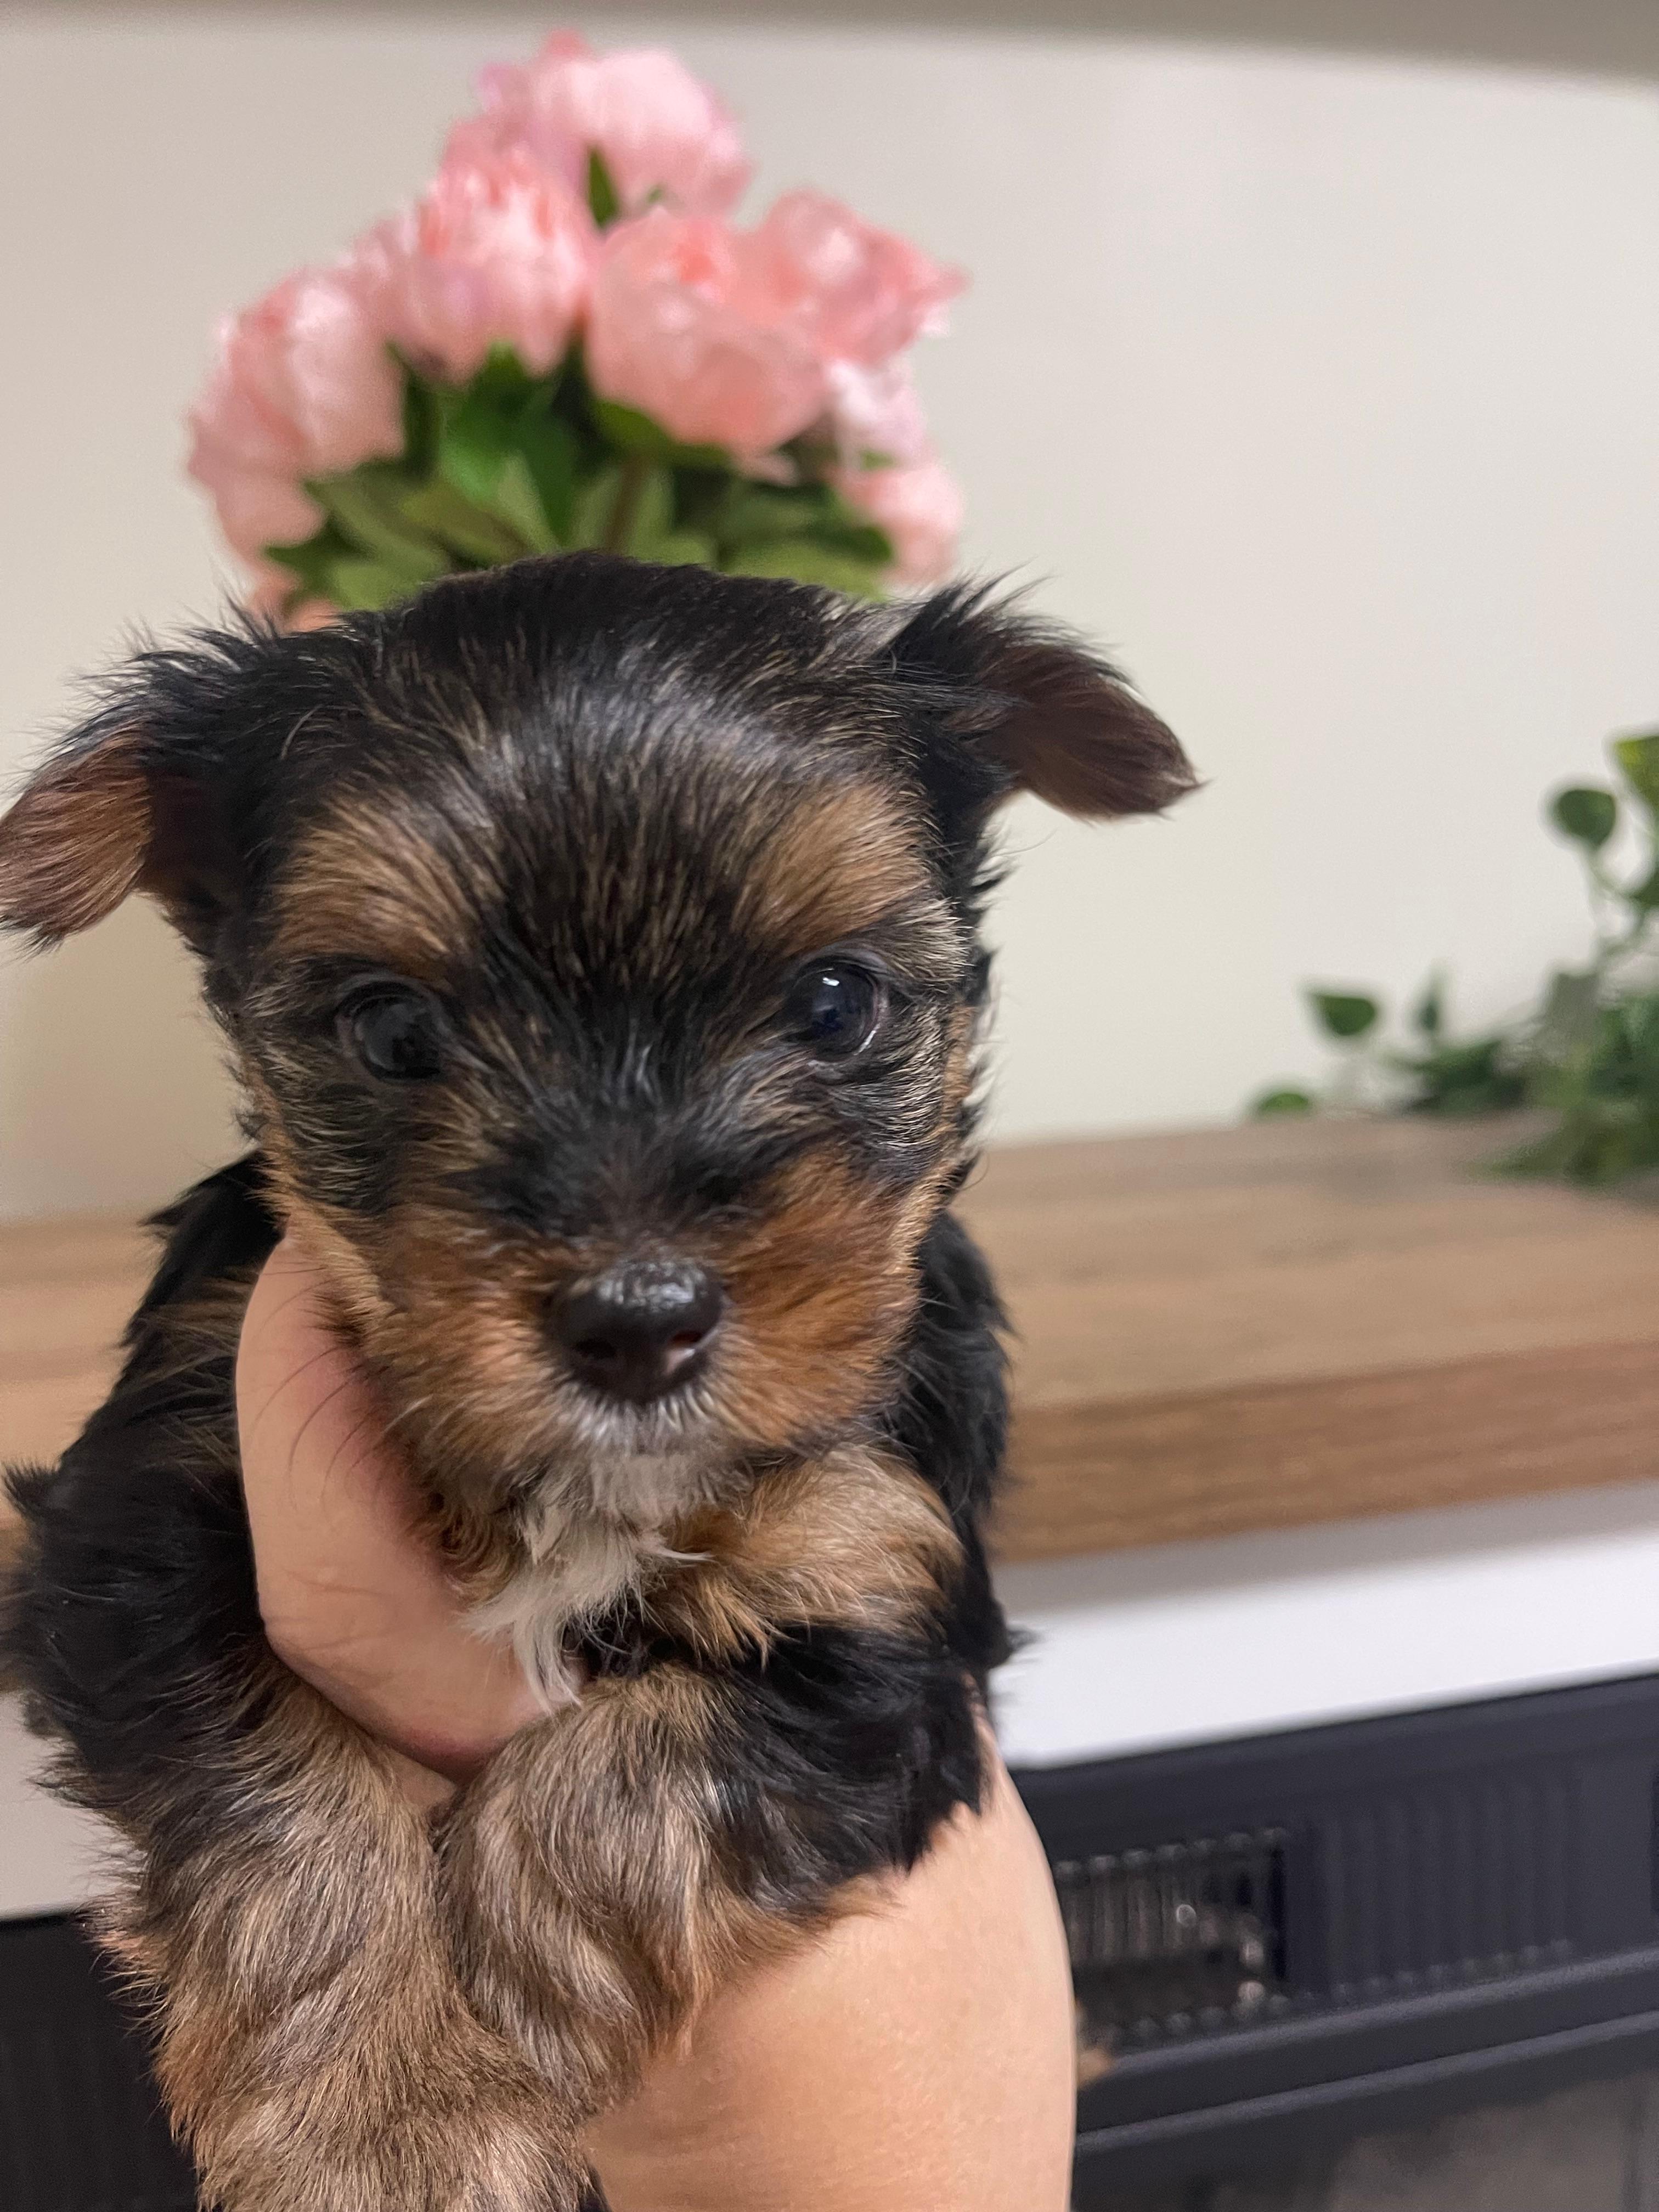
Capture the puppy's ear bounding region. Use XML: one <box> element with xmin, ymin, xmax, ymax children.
<box><xmin>891</xmin><ymin>585</ymin><xmax>1197</xmax><ymax>823</ymax></box>
<box><xmin>0</xmin><ymin>710</ymin><xmax>230</xmax><ymax>953</ymax></box>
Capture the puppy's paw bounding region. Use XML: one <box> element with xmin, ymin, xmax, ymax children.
<box><xmin>196</xmin><ymin>2064</ymin><xmax>584</xmax><ymax>2212</ymax></box>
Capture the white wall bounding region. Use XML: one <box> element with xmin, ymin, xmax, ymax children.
<box><xmin>4</xmin><ymin>9</ymin><xmax>1659</xmax><ymax>1218</ymax></box>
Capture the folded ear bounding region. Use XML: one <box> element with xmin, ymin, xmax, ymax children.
<box><xmin>890</xmin><ymin>585</ymin><xmax>1197</xmax><ymax>823</ymax></box>
<box><xmin>0</xmin><ymin>710</ymin><xmax>230</xmax><ymax>953</ymax></box>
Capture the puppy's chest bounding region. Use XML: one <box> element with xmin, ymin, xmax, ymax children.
<box><xmin>464</xmin><ymin>1457</ymin><xmax>728</xmax><ymax>1703</ymax></box>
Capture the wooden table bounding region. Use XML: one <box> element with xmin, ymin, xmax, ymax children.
<box><xmin>4</xmin><ymin>1117</ymin><xmax>1658</xmax><ymax>1564</ymax></box>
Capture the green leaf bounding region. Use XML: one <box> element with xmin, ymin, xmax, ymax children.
<box><xmin>304</xmin><ymin>470</ymin><xmax>450</xmax><ymax>586</ymax></box>
<box><xmin>1411</xmin><ymin>972</ymin><xmax>1444</xmax><ymax>1039</ymax></box>
<box><xmin>591</xmin><ymin>398</ymin><xmax>729</xmax><ymax>471</ymax></box>
<box><xmin>1549</xmin><ymin>785</ymin><xmax>1618</xmax><ymax>850</ymax></box>
<box><xmin>516</xmin><ymin>414</ymin><xmax>579</xmax><ymax>540</ymax></box>
<box><xmin>1306</xmin><ymin>989</ymin><xmax>1381</xmax><ymax>1042</ymax></box>
<box><xmin>262</xmin><ymin>521</ymin><xmax>353</xmax><ymax>597</ymax></box>
<box><xmin>399</xmin><ymin>365</ymin><xmax>441</xmax><ymax>475</ymax></box>
<box><xmin>1396</xmin><ymin>1037</ymin><xmax>1526</xmax><ymax>1116</ymax></box>
<box><xmin>569</xmin><ymin>464</ymin><xmax>623</xmax><ymax>550</ymax></box>
<box><xmin>467</xmin><ymin>344</ymin><xmax>539</xmax><ymax>408</ymax></box>
<box><xmin>587</xmin><ymin>148</ymin><xmax>622</xmax><ymax>227</ymax></box>
<box><xmin>1612</xmin><ymin>731</ymin><xmax>1659</xmax><ymax>812</ymax></box>
<box><xmin>1628</xmin><ymin>859</ymin><xmax>1659</xmax><ymax>912</ymax></box>
<box><xmin>644</xmin><ymin>530</ymin><xmax>716</xmax><ymax>569</ymax></box>
<box><xmin>488</xmin><ymin>453</ymin><xmax>558</xmax><ymax>553</ymax></box>
<box><xmin>621</xmin><ymin>464</ymin><xmax>675</xmax><ymax>557</ymax></box>
<box><xmin>710</xmin><ymin>481</ymin><xmax>891</xmax><ymax>565</ymax></box>
<box><xmin>328</xmin><ymin>558</ymin><xmax>415</xmax><ymax>612</ymax></box>
<box><xmin>715</xmin><ymin>484</ymin><xmax>826</xmax><ymax>544</ymax></box>
<box><xmin>437</xmin><ymin>397</ymin><xmax>518</xmax><ymax>507</ymax></box>
<box><xmin>1533</xmin><ymin>966</ymin><xmax>1600</xmax><ymax>1064</ymax></box>
<box><xmin>1251</xmin><ymin>1087</ymin><xmax>1316</xmax><ymax>1118</ymax></box>
<box><xmin>722</xmin><ymin>539</ymin><xmax>888</xmax><ymax>598</ymax></box>
<box><xmin>399</xmin><ymin>478</ymin><xmax>527</xmax><ymax>566</ymax></box>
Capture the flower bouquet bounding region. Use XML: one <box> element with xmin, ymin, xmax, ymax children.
<box><xmin>187</xmin><ymin>32</ymin><xmax>967</xmax><ymax>623</ymax></box>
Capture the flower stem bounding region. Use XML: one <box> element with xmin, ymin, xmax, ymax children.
<box><xmin>602</xmin><ymin>454</ymin><xmax>651</xmax><ymax>556</ymax></box>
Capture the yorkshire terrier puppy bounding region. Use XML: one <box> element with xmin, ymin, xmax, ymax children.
<box><xmin>0</xmin><ymin>552</ymin><xmax>1191</xmax><ymax>2211</ymax></box>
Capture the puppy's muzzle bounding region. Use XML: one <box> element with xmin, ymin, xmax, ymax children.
<box><xmin>551</xmin><ymin>1260</ymin><xmax>725</xmax><ymax>1403</ymax></box>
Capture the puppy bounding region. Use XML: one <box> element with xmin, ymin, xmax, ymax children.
<box><xmin>0</xmin><ymin>552</ymin><xmax>1192</xmax><ymax>2211</ymax></box>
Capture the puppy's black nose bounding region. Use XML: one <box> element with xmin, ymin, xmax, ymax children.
<box><xmin>552</xmin><ymin>1261</ymin><xmax>725</xmax><ymax>1402</ymax></box>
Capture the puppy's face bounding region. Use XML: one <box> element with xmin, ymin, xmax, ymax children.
<box><xmin>0</xmin><ymin>555</ymin><xmax>1192</xmax><ymax>1544</ymax></box>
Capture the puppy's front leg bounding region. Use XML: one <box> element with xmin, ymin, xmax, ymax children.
<box><xmin>439</xmin><ymin>1451</ymin><xmax>987</xmax><ymax>2131</ymax></box>
<box><xmin>113</xmin><ymin>1670</ymin><xmax>580</xmax><ymax>2212</ymax></box>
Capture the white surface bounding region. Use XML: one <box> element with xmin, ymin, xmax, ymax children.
<box><xmin>11</xmin><ymin>1481</ymin><xmax>1659</xmax><ymax>1915</ymax></box>
<box><xmin>5</xmin><ymin>14</ymin><xmax>1659</xmax><ymax>1214</ymax></box>
<box><xmin>0</xmin><ymin>1695</ymin><xmax>119</xmax><ymax>1918</ymax></box>
<box><xmin>993</xmin><ymin>1480</ymin><xmax>1659</xmax><ymax>1766</ymax></box>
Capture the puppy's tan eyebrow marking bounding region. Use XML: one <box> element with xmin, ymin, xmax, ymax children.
<box><xmin>272</xmin><ymin>789</ymin><xmax>496</xmax><ymax>981</ymax></box>
<box><xmin>735</xmin><ymin>780</ymin><xmax>943</xmax><ymax>959</ymax></box>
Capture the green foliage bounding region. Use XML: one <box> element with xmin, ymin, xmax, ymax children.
<box><xmin>262</xmin><ymin>347</ymin><xmax>895</xmax><ymax>616</ymax></box>
<box><xmin>1550</xmin><ymin>786</ymin><xmax>1618</xmax><ymax>850</ymax></box>
<box><xmin>1251</xmin><ymin>729</ymin><xmax>1659</xmax><ymax>1186</ymax></box>
<box><xmin>1307</xmin><ymin>989</ymin><xmax>1380</xmax><ymax>1041</ymax></box>
<box><xmin>586</xmin><ymin>149</ymin><xmax>622</xmax><ymax>228</ymax></box>
<box><xmin>1250</xmin><ymin>1086</ymin><xmax>1316</xmax><ymax>1116</ymax></box>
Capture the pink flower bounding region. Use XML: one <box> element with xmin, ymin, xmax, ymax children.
<box><xmin>447</xmin><ymin>31</ymin><xmax>750</xmax><ymax>218</ymax></box>
<box><xmin>738</xmin><ymin>191</ymin><xmax>963</xmax><ymax>369</ymax></box>
<box><xmin>836</xmin><ymin>457</ymin><xmax>964</xmax><ymax>587</ymax></box>
<box><xmin>356</xmin><ymin>149</ymin><xmax>596</xmax><ymax>382</ymax></box>
<box><xmin>586</xmin><ymin>208</ymin><xmax>827</xmax><ymax>456</ymax></box>
<box><xmin>824</xmin><ymin>359</ymin><xmax>932</xmax><ymax>469</ymax></box>
<box><xmin>186</xmin><ymin>264</ymin><xmax>404</xmax><ymax>556</ymax></box>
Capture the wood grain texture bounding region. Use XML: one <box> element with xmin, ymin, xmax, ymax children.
<box><xmin>2</xmin><ymin>1116</ymin><xmax>1656</xmax><ymax>1561</ymax></box>
<box><xmin>953</xmin><ymin>1114</ymin><xmax>1659</xmax><ymax>1559</ymax></box>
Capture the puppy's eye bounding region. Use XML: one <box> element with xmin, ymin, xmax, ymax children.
<box><xmin>781</xmin><ymin>963</ymin><xmax>885</xmax><ymax>1060</ymax></box>
<box><xmin>337</xmin><ymin>989</ymin><xmax>445</xmax><ymax>1082</ymax></box>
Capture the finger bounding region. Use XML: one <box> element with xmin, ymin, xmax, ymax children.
<box><xmin>236</xmin><ymin>1237</ymin><xmax>543</xmax><ymax>1779</ymax></box>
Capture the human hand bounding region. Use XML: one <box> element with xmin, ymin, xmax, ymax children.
<box><xmin>236</xmin><ymin>1235</ymin><xmax>541</xmax><ymax>1797</ymax></box>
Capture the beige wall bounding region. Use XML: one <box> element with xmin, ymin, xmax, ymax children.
<box><xmin>4</xmin><ymin>8</ymin><xmax>1659</xmax><ymax>1218</ymax></box>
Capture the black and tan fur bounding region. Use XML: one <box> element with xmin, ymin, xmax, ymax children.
<box><xmin>0</xmin><ymin>552</ymin><xmax>1192</xmax><ymax>2210</ymax></box>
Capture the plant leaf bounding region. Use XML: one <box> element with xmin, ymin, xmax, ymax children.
<box><xmin>305</xmin><ymin>470</ymin><xmax>450</xmax><ymax>585</ymax></box>
<box><xmin>399</xmin><ymin>364</ymin><xmax>441</xmax><ymax>475</ymax></box>
<box><xmin>263</xmin><ymin>521</ymin><xmax>354</xmax><ymax>597</ymax></box>
<box><xmin>1612</xmin><ymin>731</ymin><xmax>1659</xmax><ymax>812</ymax></box>
<box><xmin>398</xmin><ymin>478</ymin><xmax>526</xmax><ymax>566</ymax></box>
<box><xmin>1251</xmin><ymin>1087</ymin><xmax>1316</xmax><ymax>1118</ymax></box>
<box><xmin>487</xmin><ymin>454</ymin><xmax>558</xmax><ymax>552</ymax></box>
<box><xmin>587</xmin><ymin>149</ymin><xmax>622</xmax><ymax>227</ymax></box>
<box><xmin>642</xmin><ymin>530</ymin><xmax>716</xmax><ymax>569</ymax></box>
<box><xmin>328</xmin><ymin>557</ymin><xmax>415</xmax><ymax>612</ymax></box>
<box><xmin>591</xmin><ymin>398</ymin><xmax>729</xmax><ymax>471</ymax></box>
<box><xmin>622</xmin><ymin>465</ymin><xmax>675</xmax><ymax>557</ymax></box>
<box><xmin>1306</xmin><ymin>988</ymin><xmax>1381</xmax><ymax>1042</ymax></box>
<box><xmin>569</xmin><ymin>464</ymin><xmax>623</xmax><ymax>549</ymax></box>
<box><xmin>1549</xmin><ymin>785</ymin><xmax>1618</xmax><ymax>850</ymax></box>
<box><xmin>516</xmin><ymin>414</ymin><xmax>579</xmax><ymax>540</ymax></box>
<box><xmin>1411</xmin><ymin>972</ymin><xmax>1444</xmax><ymax>1039</ymax></box>
<box><xmin>1533</xmin><ymin>967</ymin><xmax>1601</xmax><ymax>1065</ymax></box>
<box><xmin>722</xmin><ymin>539</ymin><xmax>888</xmax><ymax>597</ymax></box>
<box><xmin>437</xmin><ymin>398</ymin><xmax>517</xmax><ymax>507</ymax></box>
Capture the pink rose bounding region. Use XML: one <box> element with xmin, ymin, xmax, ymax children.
<box><xmin>186</xmin><ymin>264</ymin><xmax>404</xmax><ymax>556</ymax></box>
<box><xmin>447</xmin><ymin>32</ymin><xmax>750</xmax><ymax>218</ymax></box>
<box><xmin>836</xmin><ymin>457</ymin><xmax>964</xmax><ymax>587</ymax></box>
<box><xmin>356</xmin><ymin>150</ymin><xmax>596</xmax><ymax>382</ymax></box>
<box><xmin>738</xmin><ymin>191</ymin><xmax>963</xmax><ymax>369</ymax></box>
<box><xmin>824</xmin><ymin>359</ymin><xmax>932</xmax><ymax>469</ymax></box>
<box><xmin>586</xmin><ymin>208</ymin><xmax>827</xmax><ymax>456</ymax></box>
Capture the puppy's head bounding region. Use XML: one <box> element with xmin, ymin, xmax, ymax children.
<box><xmin>0</xmin><ymin>555</ymin><xmax>1192</xmax><ymax>1541</ymax></box>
